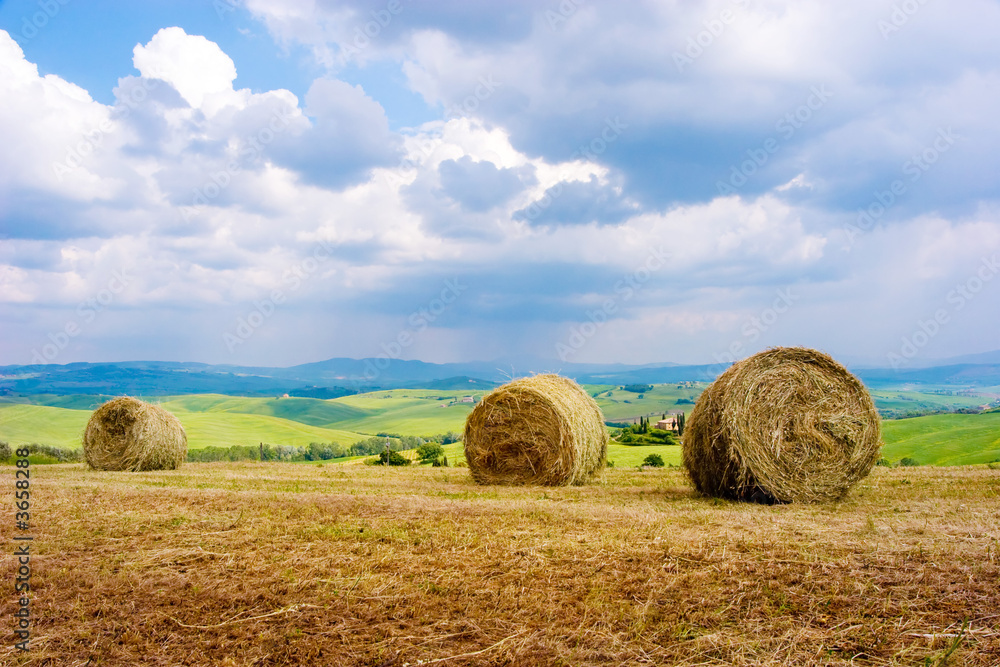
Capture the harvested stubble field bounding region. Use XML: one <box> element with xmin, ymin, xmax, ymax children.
<box><xmin>2</xmin><ymin>464</ymin><xmax>999</xmax><ymax>666</ymax></box>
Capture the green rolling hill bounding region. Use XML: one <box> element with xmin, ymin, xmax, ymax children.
<box><xmin>2</xmin><ymin>387</ymin><xmax>999</xmax><ymax>467</ymax></box>
<box><xmin>591</xmin><ymin>383</ymin><xmax>703</xmax><ymax>422</ymax></box>
<box><xmin>880</xmin><ymin>411</ymin><xmax>1000</xmax><ymax>465</ymax></box>
<box><xmin>331</xmin><ymin>390</ymin><xmax>481</xmax><ymax>435</ymax></box>
<box><xmin>157</xmin><ymin>394</ymin><xmax>371</xmax><ymax>428</ymax></box>
<box><xmin>174</xmin><ymin>413</ymin><xmax>365</xmax><ymax>450</ymax></box>
<box><xmin>0</xmin><ymin>404</ymin><xmax>91</xmax><ymax>448</ymax></box>
<box><xmin>0</xmin><ymin>403</ymin><xmax>366</xmax><ymax>451</ymax></box>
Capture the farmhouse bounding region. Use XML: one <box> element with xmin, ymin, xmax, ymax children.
<box><xmin>655</xmin><ymin>416</ymin><xmax>679</xmax><ymax>433</ymax></box>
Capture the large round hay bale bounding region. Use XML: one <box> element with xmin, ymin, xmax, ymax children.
<box><xmin>682</xmin><ymin>347</ymin><xmax>881</xmax><ymax>503</ymax></box>
<box><xmin>464</xmin><ymin>374</ymin><xmax>608</xmax><ymax>486</ymax></box>
<box><xmin>83</xmin><ymin>397</ymin><xmax>187</xmax><ymax>471</ymax></box>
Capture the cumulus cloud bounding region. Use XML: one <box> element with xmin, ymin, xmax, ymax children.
<box><xmin>132</xmin><ymin>27</ymin><xmax>237</xmax><ymax>109</ymax></box>
<box><xmin>2</xmin><ymin>0</ymin><xmax>999</xmax><ymax>367</ymax></box>
<box><xmin>437</xmin><ymin>156</ymin><xmax>535</xmax><ymax>212</ymax></box>
<box><xmin>514</xmin><ymin>176</ymin><xmax>638</xmax><ymax>227</ymax></box>
<box><xmin>246</xmin><ymin>0</ymin><xmax>1000</xmax><ymax>215</ymax></box>
<box><xmin>266</xmin><ymin>77</ymin><xmax>401</xmax><ymax>189</ymax></box>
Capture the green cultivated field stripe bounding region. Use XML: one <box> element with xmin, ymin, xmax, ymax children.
<box><xmin>157</xmin><ymin>394</ymin><xmax>372</xmax><ymax>427</ymax></box>
<box><xmin>3</xmin><ymin>390</ymin><xmax>1000</xmax><ymax>466</ymax></box>
<box><xmin>0</xmin><ymin>404</ymin><xmax>90</xmax><ymax>448</ymax></box>
<box><xmin>0</xmin><ymin>404</ymin><xmax>366</xmax><ymax>450</ymax></box>
<box><xmin>428</xmin><ymin>443</ymin><xmax>683</xmax><ymax>469</ymax></box>
<box><xmin>881</xmin><ymin>412</ymin><xmax>1000</xmax><ymax>465</ymax></box>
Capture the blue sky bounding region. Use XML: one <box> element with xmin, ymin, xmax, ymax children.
<box><xmin>0</xmin><ymin>0</ymin><xmax>998</xmax><ymax>368</ymax></box>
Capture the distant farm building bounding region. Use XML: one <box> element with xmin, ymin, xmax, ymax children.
<box><xmin>655</xmin><ymin>416</ymin><xmax>679</xmax><ymax>433</ymax></box>
<box><xmin>460</xmin><ymin>396</ymin><xmax>475</xmax><ymax>403</ymax></box>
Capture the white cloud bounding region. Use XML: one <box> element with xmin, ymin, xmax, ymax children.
<box><xmin>2</xmin><ymin>2</ymin><xmax>999</xmax><ymax>366</ymax></box>
<box><xmin>132</xmin><ymin>27</ymin><xmax>237</xmax><ymax>109</ymax></box>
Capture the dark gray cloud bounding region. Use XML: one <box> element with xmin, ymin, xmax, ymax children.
<box><xmin>268</xmin><ymin>78</ymin><xmax>402</xmax><ymax>189</ymax></box>
<box><xmin>437</xmin><ymin>156</ymin><xmax>535</xmax><ymax>212</ymax></box>
<box><xmin>514</xmin><ymin>176</ymin><xmax>638</xmax><ymax>226</ymax></box>
<box><xmin>346</xmin><ymin>1</ymin><xmax>1000</xmax><ymax>219</ymax></box>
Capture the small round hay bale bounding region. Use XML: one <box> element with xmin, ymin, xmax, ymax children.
<box><xmin>464</xmin><ymin>374</ymin><xmax>608</xmax><ymax>486</ymax></box>
<box><xmin>83</xmin><ymin>396</ymin><xmax>187</xmax><ymax>471</ymax></box>
<box><xmin>682</xmin><ymin>347</ymin><xmax>881</xmax><ymax>503</ymax></box>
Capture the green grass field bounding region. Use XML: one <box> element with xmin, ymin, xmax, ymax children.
<box><xmin>158</xmin><ymin>394</ymin><xmax>371</xmax><ymax>427</ymax></box>
<box><xmin>881</xmin><ymin>411</ymin><xmax>1000</xmax><ymax>465</ymax></box>
<box><xmin>0</xmin><ymin>403</ymin><xmax>366</xmax><ymax>450</ymax></box>
<box><xmin>869</xmin><ymin>387</ymin><xmax>995</xmax><ymax>415</ymax></box>
<box><xmin>330</xmin><ymin>390</ymin><xmax>477</xmax><ymax>434</ymax></box>
<box><xmin>2</xmin><ymin>385</ymin><xmax>999</xmax><ymax>466</ymax></box>
<box><xmin>590</xmin><ymin>382</ymin><xmax>703</xmax><ymax>422</ymax></box>
<box><xmin>435</xmin><ymin>442</ymin><xmax>681</xmax><ymax>469</ymax></box>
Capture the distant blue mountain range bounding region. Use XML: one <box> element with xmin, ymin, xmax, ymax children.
<box><xmin>1</xmin><ymin>354</ymin><xmax>998</xmax><ymax>396</ymax></box>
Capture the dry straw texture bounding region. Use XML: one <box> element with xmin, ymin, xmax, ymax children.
<box><xmin>83</xmin><ymin>396</ymin><xmax>187</xmax><ymax>471</ymax></box>
<box><xmin>683</xmin><ymin>347</ymin><xmax>882</xmax><ymax>503</ymax></box>
<box><xmin>464</xmin><ymin>374</ymin><xmax>608</xmax><ymax>486</ymax></box>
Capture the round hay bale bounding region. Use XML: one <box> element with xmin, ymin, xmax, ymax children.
<box><xmin>464</xmin><ymin>374</ymin><xmax>608</xmax><ymax>486</ymax></box>
<box><xmin>83</xmin><ymin>396</ymin><xmax>187</xmax><ymax>471</ymax></box>
<box><xmin>682</xmin><ymin>347</ymin><xmax>881</xmax><ymax>503</ymax></box>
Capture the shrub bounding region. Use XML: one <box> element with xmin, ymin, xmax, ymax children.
<box><xmin>642</xmin><ymin>453</ymin><xmax>665</xmax><ymax>468</ymax></box>
<box><xmin>416</xmin><ymin>442</ymin><xmax>444</xmax><ymax>463</ymax></box>
<box><xmin>26</xmin><ymin>443</ymin><xmax>82</xmax><ymax>463</ymax></box>
<box><xmin>187</xmin><ymin>443</ymin><xmax>308</xmax><ymax>462</ymax></box>
<box><xmin>377</xmin><ymin>450</ymin><xmax>410</xmax><ymax>466</ymax></box>
<box><xmin>0</xmin><ymin>441</ymin><xmax>10</xmax><ymax>461</ymax></box>
<box><xmin>876</xmin><ymin>457</ymin><xmax>892</xmax><ymax>467</ymax></box>
<box><xmin>899</xmin><ymin>457</ymin><xmax>920</xmax><ymax>467</ymax></box>
<box><xmin>307</xmin><ymin>441</ymin><xmax>345</xmax><ymax>461</ymax></box>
